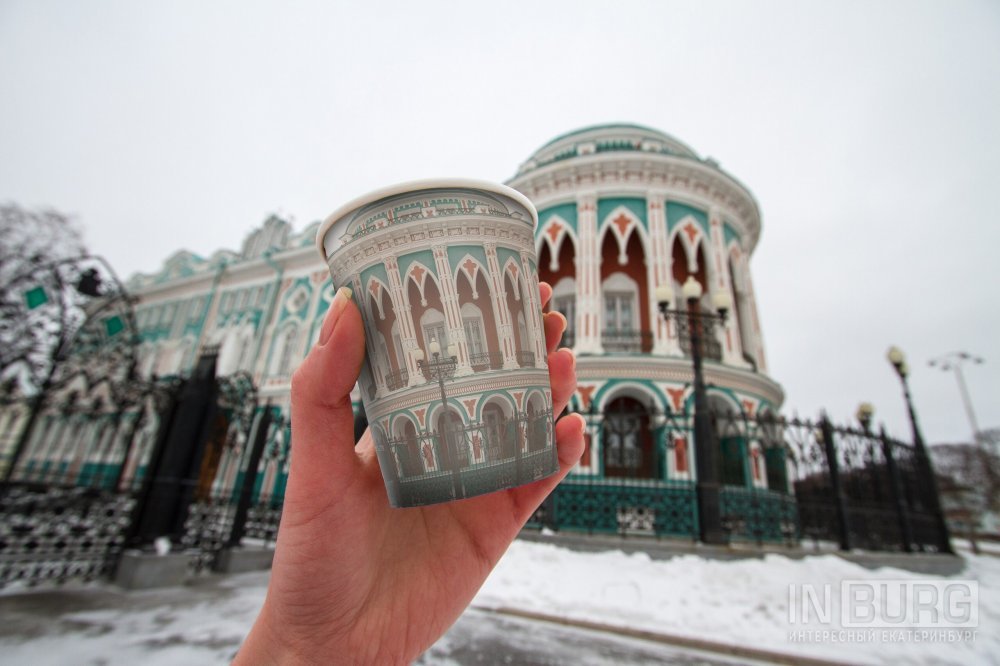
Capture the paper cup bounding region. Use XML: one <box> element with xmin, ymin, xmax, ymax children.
<box><xmin>317</xmin><ymin>179</ymin><xmax>558</xmax><ymax>507</ymax></box>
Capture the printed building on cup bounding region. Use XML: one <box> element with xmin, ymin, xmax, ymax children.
<box><xmin>318</xmin><ymin>182</ymin><xmax>559</xmax><ymax>506</ymax></box>
<box><xmin>3</xmin><ymin>123</ymin><xmax>785</xmax><ymax>535</ymax></box>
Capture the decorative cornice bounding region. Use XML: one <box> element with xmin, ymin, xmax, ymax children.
<box><xmin>575</xmin><ymin>355</ymin><xmax>784</xmax><ymax>406</ymax></box>
<box><xmin>507</xmin><ymin>153</ymin><xmax>761</xmax><ymax>253</ymax></box>
<box><xmin>328</xmin><ymin>214</ymin><xmax>536</xmax><ymax>278</ymax></box>
<box><xmin>366</xmin><ymin>370</ymin><xmax>550</xmax><ymax>421</ymax></box>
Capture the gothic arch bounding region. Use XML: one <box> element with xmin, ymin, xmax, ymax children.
<box><xmin>598</xmin><ymin>205</ymin><xmax>651</xmax><ymax>266</ymax></box>
<box><xmin>537</xmin><ymin>214</ymin><xmax>578</xmax><ymax>272</ymax></box>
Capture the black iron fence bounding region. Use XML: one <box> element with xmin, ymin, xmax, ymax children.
<box><xmin>0</xmin><ymin>370</ymin><xmax>954</xmax><ymax>590</ymax></box>
<box><xmin>528</xmin><ymin>410</ymin><xmax>951</xmax><ymax>553</ymax></box>
<box><xmin>380</xmin><ymin>409</ymin><xmax>558</xmax><ymax>506</ymax></box>
<box><xmin>0</xmin><ymin>374</ymin><xmax>180</xmax><ymax>588</ymax></box>
<box><xmin>0</xmin><ymin>352</ymin><xmax>291</xmax><ymax>588</ymax></box>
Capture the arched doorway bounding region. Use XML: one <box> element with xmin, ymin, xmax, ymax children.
<box><xmin>434</xmin><ymin>408</ymin><xmax>466</xmax><ymax>471</ymax></box>
<box><xmin>603</xmin><ymin>396</ymin><xmax>655</xmax><ymax>479</ymax></box>
<box><xmin>396</xmin><ymin>418</ymin><xmax>423</xmax><ymax>478</ymax></box>
<box><xmin>710</xmin><ymin>396</ymin><xmax>747</xmax><ymax>487</ymax></box>
<box><xmin>482</xmin><ymin>400</ymin><xmax>513</xmax><ymax>460</ymax></box>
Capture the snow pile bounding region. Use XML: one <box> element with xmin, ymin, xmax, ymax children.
<box><xmin>475</xmin><ymin>541</ymin><xmax>1000</xmax><ymax>665</ymax></box>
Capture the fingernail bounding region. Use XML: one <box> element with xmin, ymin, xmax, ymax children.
<box><xmin>574</xmin><ymin>413</ymin><xmax>587</xmax><ymax>435</ymax></box>
<box><xmin>319</xmin><ymin>286</ymin><xmax>352</xmax><ymax>345</ymax></box>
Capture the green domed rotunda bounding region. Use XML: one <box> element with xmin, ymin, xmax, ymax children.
<box><xmin>507</xmin><ymin>124</ymin><xmax>786</xmax><ymax>530</ymax></box>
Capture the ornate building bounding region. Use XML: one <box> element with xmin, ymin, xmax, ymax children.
<box><xmin>6</xmin><ymin>123</ymin><xmax>785</xmax><ymax>523</ymax></box>
<box><xmin>508</xmin><ymin>124</ymin><xmax>784</xmax><ymax>491</ymax></box>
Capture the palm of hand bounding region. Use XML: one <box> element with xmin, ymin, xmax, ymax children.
<box><xmin>238</xmin><ymin>284</ymin><xmax>583</xmax><ymax>664</ymax></box>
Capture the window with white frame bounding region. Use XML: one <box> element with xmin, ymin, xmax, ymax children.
<box><xmin>602</xmin><ymin>272</ymin><xmax>638</xmax><ymax>332</ymax></box>
<box><xmin>461</xmin><ymin>303</ymin><xmax>486</xmax><ymax>358</ymax></box>
<box><xmin>420</xmin><ymin>308</ymin><xmax>448</xmax><ymax>355</ymax></box>
<box><xmin>552</xmin><ymin>278</ymin><xmax>576</xmax><ymax>341</ymax></box>
<box><xmin>274</xmin><ymin>325</ymin><xmax>299</xmax><ymax>377</ymax></box>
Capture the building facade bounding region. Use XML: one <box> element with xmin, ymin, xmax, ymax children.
<box><xmin>8</xmin><ymin>123</ymin><xmax>785</xmax><ymax>521</ymax></box>
<box><xmin>508</xmin><ymin>124</ymin><xmax>784</xmax><ymax>492</ymax></box>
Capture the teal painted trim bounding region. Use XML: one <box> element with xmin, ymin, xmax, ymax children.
<box><xmin>592</xmin><ymin>378</ymin><xmax>666</xmax><ymax>411</ymax></box>
<box><xmin>446</xmin><ymin>245</ymin><xmax>489</xmax><ymax>274</ymax></box>
<box><xmin>472</xmin><ymin>385</ymin><xmax>549</xmax><ymax>420</ymax></box>
<box><xmin>598</xmin><ymin>197</ymin><xmax>647</xmax><ymax>230</ymax></box>
<box><xmin>536</xmin><ymin>203</ymin><xmax>578</xmax><ymax>236</ymax></box>
<box><xmin>680</xmin><ymin>384</ymin><xmax>744</xmax><ymax>416</ymax></box>
<box><xmin>666</xmin><ymin>202</ymin><xmax>708</xmax><ymax>235</ymax></box>
<box><xmin>532</xmin><ymin>123</ymin><xmax>698</xmax><ymax>156</ymax></box>
<box><xmin>233</xmin><ymin>470</ymin><xmax>245</xmax><ymax>503</ymax></box>
<box><xmin>397</xmin><ymin>249</ymin><xmax>437</xmax><ymax>282</ymax></box>
<box><xmin>360</xmin><ymin>263</ymin><xmax>390</xmax><ymax>292</ymax></box>
<box><xmin>723</xmin><ymin>221</ymin><xmax>740</xmax><ymax>248</ymax></box>
<box><xmin>495</xmin><ymin>247</ymin><xmax>523</xmax><ymax>273</ymax></box>
<box><xmin>276</xmin><ymin>277</ymin><xmax>312</xmax><ymax>324</ymax></box>
<box><xmin>252</xmin><ymin>470</ymin><xmax>265</xmax><ymax>503</ymax></box>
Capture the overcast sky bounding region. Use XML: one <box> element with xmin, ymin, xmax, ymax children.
<box><xmin>2</xmin><ymin>0</ymin><xmax>998</xmax><ymax>445</ymax></box>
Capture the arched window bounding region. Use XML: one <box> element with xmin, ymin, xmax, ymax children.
<box><xmin>552</xmin><ymin>277</ymin><xmax>576</xmax><ymax>346</ymax></box>
<box><xmin>420</xmin><ymin>308</ymin><xmax>448</xmax><ymax>356</ymax></box>
<box><xmin>461</xmin><ymin>303</ymin><xmax>488</xmax><ymax>369</ymax></box>
<box><xmin>236</xmin><ymin>326</ymin><xmax>256</xmax><ymax>372</ymax></box>
<box><xmin>601</xmin><ymin>272</ymin><xmax>640</xmax><ymax>352</ymax></box>
<box><xmin>271</xmin><ymin>325</ymin><xmax>299</xmax><ymax>377</ymax></box>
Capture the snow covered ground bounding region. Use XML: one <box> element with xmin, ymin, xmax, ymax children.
<box><xmin>0</xmin><ymin>539</ymin><xmax>996</xmax><ymax>665</ymax></box>
<box><xmin>475</xmin><ymin>541</ymin><xmax>999</xmax><ymax>665</ymax></box>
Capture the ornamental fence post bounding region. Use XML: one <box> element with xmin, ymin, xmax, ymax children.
<box><xmin>879</xmin><ymin>426</ymin><xmax>913</xmax><ymax>553</ymax></box>
<box><xmin>820</xmin><ymin>415</ymin><xmax>852</xmax><ymax>551</ymax></box>
<box><xmin>227</xmin><ymin>404</ymin><xmax>273</xmax><ymax>549</ymax></box>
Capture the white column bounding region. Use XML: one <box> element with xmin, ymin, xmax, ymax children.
<box><xmin>709</xmin><ymin>210</ymin><xmax>741</xmax><ymax>367</ymax></box>
<box><xmin>519</xmin><ymin>250</ymin><xmax>548</xmax><ymax>363</ymax></box>
<box><xmin>742</xmin><ymin>254</ymin><xmax>768</xmax><ymax>372</ymax></box>
<box><xmin>431</xmin><ymin>245</ymin><xmax>473</xmax><ymax>375</ymax></box>
<box><xmin>575</xmin><ymin>194</ymin><xmax>603</xmax><ymax>354</ymax></box>
<box><xmin>648</xmin><ymin>193</ymin><xmax>671</xmax><ymax>355</ymax></box>
<box><xmin>484</xmin><ymin>242</ymin><xmax>518</xmax><ymax>370</ymax></box>
<box><xmin>384</xmin><ymin>256</ymin><xmax>423</xmax><ymax>387</ymax></box>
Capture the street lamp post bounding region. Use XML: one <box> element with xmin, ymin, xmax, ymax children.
<box><xmin>928</xmin><ymin>352</ymin><xmax>985</xmax><ymax>447</ymax></box>
<box><xmin>886</xmin><ymin>346</ymin><xmax>953</xmax><ymax>553</ymax></box>
<box><xmin>855</xmin><ymin>402</ymin><xmax>875</xmax><ymax>434</ymax></box>
<box><xmin>414</xmin><ymin>340</ymin><xmax>462</xmax><ymax>499</ymax></box>
<box><xmin>655</xmin><ymin>277</ymin><xmax>731</xmax><ymax>545</ymax></box>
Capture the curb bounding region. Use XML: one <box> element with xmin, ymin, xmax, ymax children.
<box><xmin>473</xmin><ymin>605</ymin><xmax>855</xmax><ymax>666</ymax></box>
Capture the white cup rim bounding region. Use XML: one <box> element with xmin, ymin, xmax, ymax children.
<box><xmin>315</xmin><ymin>178</ymin><xmax>539</xmax><ymax>262</ymax></box>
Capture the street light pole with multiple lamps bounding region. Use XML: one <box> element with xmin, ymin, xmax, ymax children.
<box><xmin>654</xmin><ymin>276</ymin><xmax>731</xmax><ymax>545</ymax></box>
<box><xmin>413</xmin><ymin>339</ymin><xmax>462</xmax><ymax>498</ymax></box>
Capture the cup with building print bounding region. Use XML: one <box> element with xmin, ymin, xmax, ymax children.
<box><xmin>317</xmin><ymin>179</ymin><xmax>559</xmax><ymax>507</ymax></box>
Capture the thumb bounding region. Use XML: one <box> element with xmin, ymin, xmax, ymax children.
<box><xmin>288</xmin><ymin>287</ymin><xmax>366</xmax><ymax>493</ymax></box>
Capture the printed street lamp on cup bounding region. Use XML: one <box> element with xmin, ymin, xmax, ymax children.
<box><xmin>413</xmin><ymin>339</ymin><xmax>462</xmax><ymax>499</ymax></box>
<box><xmin>886</xmin><ymin>345</ymin><xmax>953</xmax><ymax>553</ymax></box>
<box><xmin>655</xmin><ymin>277</ymin><xmax>731</xmax><ymax>545</ymax></box>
